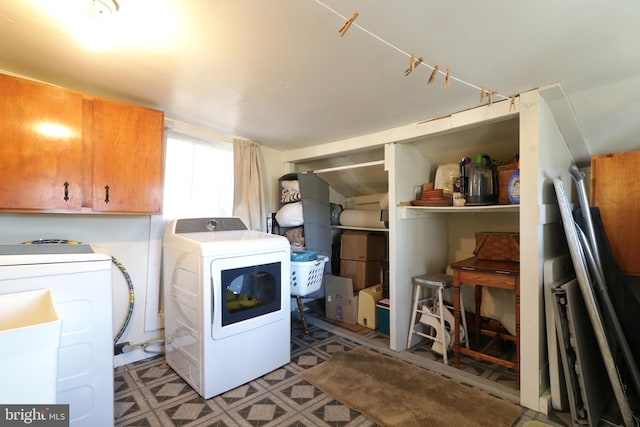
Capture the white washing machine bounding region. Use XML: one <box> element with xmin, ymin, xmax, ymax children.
<box><xmin>0</xmin><ymin>244</ymin><xmax>113</xmax><ymax>426</ymax></box>
<box><xmin>163</xmin><ymin>217</ymin><xmax>291</xmax><ymax>399</ymax></box>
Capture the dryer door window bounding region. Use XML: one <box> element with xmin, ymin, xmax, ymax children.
<box><xmin>220</xmin><ymin>261</ymin><xmax>281</xmax><ymax>326</ymax></box>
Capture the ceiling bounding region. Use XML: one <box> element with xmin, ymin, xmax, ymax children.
<box><xmin>1</xmin><ymin>0</ymin><xmax>639</xmax><ymax>156</ymax></box>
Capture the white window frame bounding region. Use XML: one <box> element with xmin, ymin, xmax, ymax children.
<box><xmin>162</xmin><ymin>131</ymin><xmax>233</xmax><ymax>220</ymax></box>
<box><xmin>145</xmin><ymin>120</ymin><xmax>235</xmax><ymax>332</ymax></box>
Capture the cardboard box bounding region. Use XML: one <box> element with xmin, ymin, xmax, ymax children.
<box><xmin>497</xmin><ymin>163</ymin><xmax>517</xmax><ymax>205</ymax></box>
<box><xmin>376</xmin><ymin>298</ymin><xmax>390</xmax><ymax>335</ymax></box>
<box><xmin>324</xmin><ymin>275</ymin><xmax>358</xmax><ymax>325</ymax></box>
<box><xmin>340</xmin><ymin>231</ymin><xmax>386</xmax><ymax>261</ymax></box>
<box><xmin>358</xmin><ymin>284</ymin><xmax>383</xmax><ymax>329</ymax></box>
<box><xmin>340</xmin><ymin>260</ymin><xmax>382</xmax><ymax>291</ymax></box>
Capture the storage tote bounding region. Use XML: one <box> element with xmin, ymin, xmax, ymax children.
<box><xmin>0</xmin><ymin>289</ymin><xmax>62</xmax><ymax>404</ymax></box>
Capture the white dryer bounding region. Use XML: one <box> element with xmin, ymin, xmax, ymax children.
<box><xmin>163</xmin><ymin>217</ymin><xmax>291</xmax><ymax>399</ymax></box>
<box><xmin>0</xmin><ymin>244</ymin><xmax>113</xmax><ymax>426</ymax></box>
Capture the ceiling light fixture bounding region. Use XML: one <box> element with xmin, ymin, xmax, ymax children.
<box><xmin>87</xmin><ymin>0</ymin><xmax>119</xmax><ymax>20</ymax></box>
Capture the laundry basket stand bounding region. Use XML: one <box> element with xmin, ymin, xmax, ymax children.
<box><xmin>291</xmin><ymin>255</ymin><xmax>328</xmax><ymax>334</ymax></box>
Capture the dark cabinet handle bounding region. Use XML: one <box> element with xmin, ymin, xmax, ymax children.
<box><xmin>63</xmin><ymin>181</ymin><xmax>69</xmax><ymax>201</ymax></box>
<box><xmin>104</xmin><ymin>185</ymin><xmax>110</xmax><ymax>204</ymax></box>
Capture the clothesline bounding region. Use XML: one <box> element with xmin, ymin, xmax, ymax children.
<box><xmin>312</xmin><ymin>0</ymin><xmax>511</xmax><ymax>103</ymax></box>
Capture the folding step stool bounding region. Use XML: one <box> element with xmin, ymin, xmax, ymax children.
<box><xmin>407</xmin><ymin>273</ymin><xmax>468</xmax><ymax>364</ymax></box>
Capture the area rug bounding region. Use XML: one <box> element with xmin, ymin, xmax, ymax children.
<box><xmin>299</xmin><ymin>347</ymin><xmax>522</xmax><ymax>427</ymax></box>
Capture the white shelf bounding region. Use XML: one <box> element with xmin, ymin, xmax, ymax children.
<box><xmin>331</xmin><ymin>225</ymin><xmax>388</xmax><ymax>232</ymax></box>
<box><xmin>400</xmin><ymin>204</ymin><xmax>519</xmax><ymax>219</ymax></box>
<box><xmin>313</xmin><ymin>160</ymin><xmax>384</xmax><ymax>174</ymax></box>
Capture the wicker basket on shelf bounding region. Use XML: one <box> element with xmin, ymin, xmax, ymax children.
<box><xmin>473</xmin><ymin>232</ymin><xmax>520</xmax><ymax>262</ymax></box>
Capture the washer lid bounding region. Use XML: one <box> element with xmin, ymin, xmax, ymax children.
<box><xmin>0</xmin><ymin>244</ymin><xmax>111</xmax><ymax>266</ymax></box>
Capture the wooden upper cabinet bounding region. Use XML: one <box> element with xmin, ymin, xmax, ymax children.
<box><xmin>0</xmin><ymin>74</ymin><xmax>84</xmax><ymax>210</ymax></box>
<box><xmin>0</xmin><ymin>73</ymin><xmax>164</xmax><ymax>214</ymax></box>
<box><xmin>91</xmin><ymin>98</ymin><xmax>164</xmax><ymax>213</ymax></box>
<box><xmin>590</xmin><ymin>151</ymin><xmax>640</xmax><ymax>275</ymax></box>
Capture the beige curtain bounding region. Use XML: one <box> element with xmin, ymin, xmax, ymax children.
<box><xmin>232</xmin><ymin>139</ymin><xmax>265</xmax><ymax>231</ymax></box>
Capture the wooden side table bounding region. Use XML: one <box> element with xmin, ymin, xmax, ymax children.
<box><xmin>450</xmin><ymin>256</ymin><xmax>520</xmax><ymax>389</ymax></box>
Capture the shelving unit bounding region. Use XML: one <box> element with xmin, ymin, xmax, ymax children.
<box><xmin>294</xmin><ymin>151</ymin><xmax>390</xmax><ymax>283</ymax></box>
<box><xmin>294</xmin><ymin>149</ymin><xmax>387</xmax><ymax>202</ymax></box>
<box><xmin>283</xmin><ymin>89</ymin><xmax>578</xmax><ymax>412</ymax></box>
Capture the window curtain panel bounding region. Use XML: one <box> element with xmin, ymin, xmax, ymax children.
<box><xmin>232</xmin><ymin>139</ymin><xmax>265</xmax><ymax>231</ymax></box>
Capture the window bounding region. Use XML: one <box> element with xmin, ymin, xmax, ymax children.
<box><xmin>163</xmin><ymin>133</ymin><xmax>233</xmax><ymax>219</ymax></box>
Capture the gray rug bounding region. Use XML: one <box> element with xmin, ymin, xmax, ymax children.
<box><xmin>299</xmin><ymin>347</ymin><xmax>522</xmax><ymax>427</ymax></box>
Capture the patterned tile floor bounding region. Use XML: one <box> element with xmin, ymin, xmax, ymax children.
<box><xmin>114</xmin><ymin>314</ymin><xmax>572</xmax><ymax>426</ymax></box>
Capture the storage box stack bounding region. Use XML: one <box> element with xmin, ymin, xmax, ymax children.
<box><xmin>339</xmin><ymin>231</ymin><xmax>386</xmax><ymax>291</ymax></box>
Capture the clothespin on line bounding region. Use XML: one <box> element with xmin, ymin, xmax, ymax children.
<box><xmin>510</xmin><ymin>96</ymin><xmax>516</xmax><ymax>112</ymax></box>
<box><xmin>487</xmin><ymin>90</ymin><xmax>498</xmax><ymax>105</ymax></box>
<box><xmin>479</xmin><ymin>87</ymin><xmax>497</xmax><ymax>104</ymax></box>
<box><xmin>428</xmin><ymin>65</ymin><xmax>439</xmax><ymax>84</ymax></box>
<box><xmin>445</xmin><ymin>67</ymin><xmax>451</xmax><ymax>88</ymax></box>
<box><xmin>339</xmin><ymin>11</ymin><xmax>359</xmax><ymax>37</ymax></box>
<box><xmin>404</xmin><ymin>54</ymin><xmax>423</xmax><ymax>76</ymax></box>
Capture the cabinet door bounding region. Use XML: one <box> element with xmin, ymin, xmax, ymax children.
<box><xmin>0</xmin><ymin>74</ymin><xmax>84</xmax><ymax>210</ymax></box>
<box><xmin>91</xmin><ymin>98</ymin><xmax>164</xmax><ymax>213</ymax></box>
<box><xmin>591</xmin><ymin>151</ymin><xmax>640</xmax><ymax>275</ymax></box>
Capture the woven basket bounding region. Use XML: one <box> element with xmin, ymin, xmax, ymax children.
<box><xmin>473</xmin><ymin>232</ymin><xmax>520</xmax><ymax>262</ymax></box>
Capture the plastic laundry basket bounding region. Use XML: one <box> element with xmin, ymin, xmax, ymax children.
<box><xmin>291</xmin><ymin>255</ymin><xmax>328</xmax><ymax>296</ymax></box>
<box><xmin>0</xmin><ymin>289</ymin><xmax>62</xmax><ymax>404</ymax></box>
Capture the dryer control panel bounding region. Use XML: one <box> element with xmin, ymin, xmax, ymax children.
<box><xmin>175</xmin><ymin>217</ymin><xmax>248</xmax><ymax>233</ymax></box>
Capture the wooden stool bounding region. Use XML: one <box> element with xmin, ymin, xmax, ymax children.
<box><xmin>407</xmin><ymin>273</ymin><xmax>468</xmax><ymax>364</ymax></box>
<box><xmin>450</xmin><ymin>256</ymin><xmax>520</xmax><ymax>389</ymax></box>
